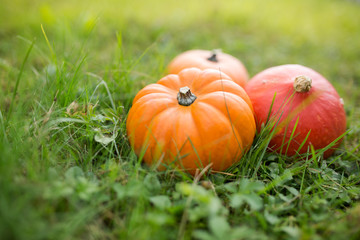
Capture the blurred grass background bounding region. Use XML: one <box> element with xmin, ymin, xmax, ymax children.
<box><xmin>1</xmin><ymin>0</ymin><xmax>359</xmax><ymax>99</ymax></box>
<box><xmin>1</xmin><ymin>0</ymin><xmax>360</xmax><ymax>239</ymax></box>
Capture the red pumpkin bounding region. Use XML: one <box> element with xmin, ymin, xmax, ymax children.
<box><xmin>127</xmin><ymin>68</ymin><xmax>256</xmax><ymax>175</ymax></box>
<box><xmin>245</xmin><ymin>64</ymin><xmax>346</xmax><ymax>158</ymax></box>
<box><xmin>167</xmin><ymin>49</ymin><xmax>249</xmax><ymax>87</ymax></box>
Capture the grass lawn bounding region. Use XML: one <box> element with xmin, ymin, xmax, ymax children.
<box><xmin>1</xmin><ymin>0</ymin><xmax>360</xmax><ymax>239</ymax></box>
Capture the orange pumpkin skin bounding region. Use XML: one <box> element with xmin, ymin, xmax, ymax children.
<box><xmin>126</xmin><ymin>68</ymin><xmax>256</xmax><ymax>175</ymax></box>
<box><xmin>167</xmin><ymin>49</ymin><xmax>249</xmax><ymax>87</ymax></box>
<box><xmin>244</xmin><ymin>64</ymin><xmax>346</xmax><ymax>158</ymax></box>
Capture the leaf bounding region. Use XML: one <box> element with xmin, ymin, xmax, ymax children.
<box><xmin>278</xmin><ymin>193</ymin><xmax>292</xmax><ymax>203</ymax></box>
<box><xmin>339</xmin><ymin>192</ymin><xmax>351</xmax><ymax>203</ymax></box>
<box><xmin>149</xmin><ymin>195</ymin><xmax>171</xmax><ymax>210</ymax></box>
<box><xmin>192</xmin><ymin>230</ymin><xmax>214</xmax><ymax>240</ymax></box>
<box><xmin>209</xmin><ymin>216</ymin><xmax>230</xmax><ymax>239</ymax></box>
<box><xmin>65</xmin><ymin>166</ymin><xmax>84</xmax><ymax>180</ymax></box>
<box><xmin>267</xmin><ymin>154</ymin><xmax>278</xmax><ymax>161</ymax></box>
<box><xmin>146</xmin><ymin>212</ymin><xmax>174</xmax><ymax>226</ymax></box>
<box><xmin>224</xmin><ymin>182</ymin><xmax>238</xmax><ymax>193</ymax></box>
<box><xmin>112</xmin><ymin>183</ymin><xmax>125</xmax><ymax>199</ymax></box>
<box><xmin>280</xmin><ymin>226</ymin><xmax>300</xmax><ymax>239</ymax></box>
<box><xmin>231</xmin><ymin>193</ymin><xmax>263</xmax><ymax>211</ymax></box>
<box><xmin>284</xmin><ymin>186</ymin><xmax>299</xmax><ymax>197</ymax></box>
<box><xmin>176</xmin><ymin>182</ymin><xmax>208</xmax><ymax>199</ymax></box>
<box><xmin>45</xmin><ymin>63</ymin><xmax>56</xmax><ymax>76</ymax></box>
<box><xmin>208</xmin><ymin>198</ymin><xmax>227</xmax><ymax>216</ymax></box>
<box><xmin>113</xmin><ymin>181</ymin><xmax>145</xmax><ymax>199</ymax></box>
<box><xmin>268</xmin><ymin>162</ymin><xmax>280</xmax><ymax>178</ymax></box>
<box><xmin>230</xmin><ymin>180</ymin><xmax>264</xmax><ymax>211</ymax></box>
<box><xmin>47</xmin><ymin>167</ymin><xmax>59</xmax><ymax>180</ymax></box>
<box><xmin>85</xmin><ymin>171</ymin><xmax>98</xmax><ymax>182</ymax></box>
<box><xmin>224</xmin><ymin>179</ymin><xmax>264</xmax><ymax>194</ymax></box>
<box><xmin>76</xmin><ymin>177</ymin><xmax>99</xmax><ymax>201</ymax></box>
<box><xmin>144</xmin><ymin>174</ymin><xmax>161</xmax><ymax>194</ymax></box>
<box><xmin>43</xmin><ymin>181</ymin><xmax>74</xmax><ymax>199</ymax></box>
<box><xmin>264</xmin><ymin>210</ymin><xmax>280</xmax><ymax>225</ymax></box>
<box><xmin>308</xmin><ymin>168</ymin><xmax>320</xmax><ymax>174</ymax></box>
<box><xmin>231</xmin><ymin>226</ymin><xmax>264</xmax><ymax>240</ymax></box>
<box><xmin>66</xmin><ymin>101</ymin><xmax>79</xmax><ymax>115</ymax></box>
<box><xmin>48</xmin><ymin>117</ymin><xmax>86</xmax><ymax>125</ymax></box>
<box><xmin>91</xmin><ymin>114</ymin><xmax>107</xmax><ymax>122</ymax></box>
<box><xmin>260</xmin><ymin>169</ymin><xmax>293</xmax><ymax>193</ymax></box>
<box><xmin>230</xmin><ymin>194</ymin><xmax>245</xmax><ymax>208</ymax></box>
<box><xmin>94</xmin><ymin>131</ymin><xmax>117</xmax><ymax>145</ymax></box>
<box><xmin>240</xmin><ymin>179</ymin><xmax>265</xmax><ymax>192</ymax></box>
<box><xmin>244</xmin><ymin>193</ymin><xmax>263</xmax><ymax>211</ymax></box>
<box><xmin>188</xmin><ymin>205</ymin><xmax>209</xmax><ymax>222</ymax></box>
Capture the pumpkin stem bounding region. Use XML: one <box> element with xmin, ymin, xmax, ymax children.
<box><xmin>294</xmin><ymin>75</ymin><xmax>312</xmax><ymax>93</ymax></box>
<box><xmin>207</xmin><ymin>49</ymin><xmax>222</xmax><ymax>62</ymax></box>
<box><xmin>177</xmin><ymin>86</ymin><xmax>197</xmax><ymax>106</ymax></box>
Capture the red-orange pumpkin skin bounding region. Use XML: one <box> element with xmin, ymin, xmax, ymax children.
<box><xmin>245</xmin><ymin>64</ymin><xmax>346</xmax><ymax>158</ymax></box>
<box><xmin>126</xmin><ymin>68</ymin><xmax>256</xmax><ymax>175</ymax></box>
<box><xmin>167</xmin><ymin>49</ymin><xmax>249</xmax><ymax>87</ymax></box>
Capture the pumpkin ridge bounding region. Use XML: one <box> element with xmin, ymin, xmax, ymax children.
<box><xmin>155</xmin><ymin>83</ymin><xmax>179</xmax><ymax>95</ymax></box>
<box><xmin>146</xmin><ymin>106</ymin><xmax>205</xmax><ymax>171</ymax></box>
<box><xmin>127</xmin><ymin>96</ymin><xmax>176</xmax><ymax>133</ymax></box>
<box><xmin>177</xmin><ymin>68</ymin><xmax>201</xmax><ymax>89</ymax></box>
<box><xmin>127</xmin><ymin>97</ymin><xmax>174</xmax><ymax>133</ymax></box>
<box><xmin>188</xmin><ymin>105</ymin><xmax>206</xmax><ymax>164</ymax></box>
<box><xmin>196</xmin><ymin>79</ymin><xmax>238</xmax><ymax>94</ymax></box>
<box><xmin>175</xmin><ymin>109</ymin><xmax>204</xmax><ymax>170</ymax></box>
<box><xmin>129</xmin><ymin>103</ymin><xmax>177</xmax><ymax>155</ymax></box>
<box><xmin>197</xmin><ymin>101</ymin><xmax>244</xmax><ymax>151</ymax></box>
<box><xmin>199</xmin><ymin>92</ymin><xmax>255</xmax><ymax>149</ymax></box>
<box><xmin>192</xmin><ymin>70</ymin><xmax>233</xmax><ymax>91</ymax></box>
<box><xmin>197</xmin><ymin>79</ymin><xmax>253</xmax><ymax>110</ymax></box>
<box><xmin>132</xmin><ymin>92</ymin><xmax>176</xmax><ymax>107</ymax></box>
<box><xmin>157</xmin><ymin>74</ymin><xmax>183</xmax><ymax>91</ymax></box>
<box><xmin>141</xmin><ymin>107</ymin><xmax>179</xmax><ymax>166</ymax></box>
<box><xmin>199</xmin><ymin>91</ymin><xmax>253</xmax><ymax>114</ymax></box>
<box><xmin>193</xmin><ymin>102</ymin><xmax>238</xmax><ymax>169</ymax></box>
<box><xmin>133</xmin><ymin>84</ymin><xmax>176</xmax><ymax>104</ymax></box>
<box><xmin>193</xmin><ymin>102</ymin><xmax>244</xmax><ymax>169</ymax></box>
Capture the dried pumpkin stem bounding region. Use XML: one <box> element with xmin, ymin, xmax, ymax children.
<box><xmin>207</xmin><ymin>49</ymin><xmax>222</xmax><ymax>62</ymax></box>
<box><xmin>294</xmin><ymin>75</ymin><xmax>312</xmax><ymax>93</ymax></box>
<box><xmin>177</xmin><ymin>86</ymin><xmax>197</xmax><ymax>106</ymax></box>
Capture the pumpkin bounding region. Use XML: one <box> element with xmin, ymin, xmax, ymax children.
<box><xmin>167</xmin><ymin>49</ymin><xmax>249</xmax><ymax>87</ymax></box>
<box><xmin>244</xmin><ymin>64</ymin><xmax>346</xmax><ymax>158</ymax></box>
<box><xmin>126</xmin><ymin>68</ymin><xmax>256</xmax><ymax>175</ymax></box>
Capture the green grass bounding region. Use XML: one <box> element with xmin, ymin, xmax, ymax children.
<box><xmin>1</xmin><ymin>0</ymin><xmax>360</xmax><ymax>239</ymax></box>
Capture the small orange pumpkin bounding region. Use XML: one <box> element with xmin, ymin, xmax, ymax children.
<box><xmin>126</xmin><ymin>68</ymin><xmax>256</xmax><ymax>175</ymax></box>
<box><xmin>167</xmin><ymin>49</ymin><xmax>249</xmax><ymax>87</ymax></box>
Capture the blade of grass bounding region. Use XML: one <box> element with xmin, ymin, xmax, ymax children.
<box><xmin>284</xmin><ymin>117</ymin><xmax>299</xmax><ymax>155</ymax></box>
<box><xmin>41</xmin><ymin>24</ymin><xmax>56</xmax><ymax>63</ymax></box>
<box><xmin>0</xmin><ymin>110</ymin><xmax>7</xmax><ymax>142</ymax></box>
<box><xmin>87</xmin><ymin>73</ymin><xmax>116</xmax><ymax>111</ymax></box>
<box><xmin>6</xmin><ymin>39</ymin><xmax>35</xmax><ymax>123</ymax></box>
<box><xmin>296</xmin><ymin>130</ymin><xmax>311</xmax><ymax>154</ymax></box>
<box><xmin>65</xmin><ymin>54</ymin><xmax>87</xmax><ymax>105</ymax></box>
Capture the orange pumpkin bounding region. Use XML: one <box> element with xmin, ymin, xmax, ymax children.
<box><xmin>167</xmin><ymin>49</ymin><xmax>249</xmax><ymax>87</ymax></box>
<box><xmin>126</xmin><ymin>68</ymin><xmax>256</xmax><ymax>175</ymax></box>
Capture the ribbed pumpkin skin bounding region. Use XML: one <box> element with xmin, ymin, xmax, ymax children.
<box><xmin>167</xmin><ymin>50</ymin><xmax>249</xmax><ymax>87</ymax></box>
<box><xmin>245</xmin><ymin>64</ymin><xmax>346</xmax><ymax>158</ymax></box>
<box><xmin>126</xmin><ymin>68</ymin><xmax>256</xmax><ymax>174</ymax></box>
